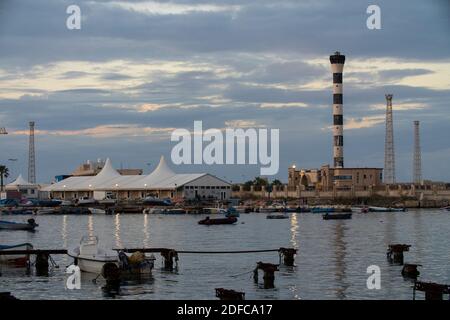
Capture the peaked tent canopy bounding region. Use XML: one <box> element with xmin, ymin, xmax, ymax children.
<box><xmin>7</xmin><ymin>174</ymin><xmax>34</xmax><ymax>187</ymax></box>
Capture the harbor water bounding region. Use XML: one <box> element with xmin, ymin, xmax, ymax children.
<box><xmin>0</xmin><ymin>209</ymin><xmax>449</xmax><ymax>300</ymax></box>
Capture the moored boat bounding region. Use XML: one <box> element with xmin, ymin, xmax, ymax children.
<box><xmin>266</xmin><ymin>213</ymin><xmax>289</xmax><ymax>219</ymax></box>
<box><xmin>225</xmin><ymin>207</ymin><xmax>240</xmax><ymax>218</ymax></box>
<box><xmin>0</xmin><ymin>243</ymin><xmax>33</xmax><ymax>266</ymax></box>
<box><xmin>88</xmin><ymin>208</ymin><xmax>106</xmax><ymax>214</ymax></box>
<box><xmin>68</xmin><ymin>236</ymin><xmax>155</xmax><ymax>274</ymax></box>
<box><xmin>0</xmin><ymin>219</ymin><xmax>38</xmax><ymax>231</ymax></box>
<box><xmin>322</xmin><ymin>213</ymin><xmax>352</xmax><ymax>220</ymax></box>
<box><xmin>367</xmin><ymin>206</ymin><xmax>406</xmax><ymax>213</ymax></box>
<box><xmin>198</xmin><ymin>216</ymin><xmax>238</xmax><ymax>225</ymax></box>
<box><xmin>311</xmin><ymin>207</ymin><xmax>335</xmax><ymax>214</ymax></box>
<box><xmin>441</xmin><ymin>206</ymin><xmax>450</xmax><ymax>211</ymax></box>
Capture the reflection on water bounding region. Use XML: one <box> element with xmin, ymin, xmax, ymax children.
<box><xmin>1</xmin><ymin>209</ymin><xmax>449</xmax><ymax>300</ymax></box>
<box><xmin>114</xmin><ymin>213</ymin><xmax>122</xmax><ymax>248</ymax></box>
<box><xmin>290</xmin><ymin>213</ymin><xmax>299</xmax><ymax>249</ymax></box>
<box><xmin>88</xmin><ymin>215</ymin><xmax>94</xmax><ymax>238</ymax></box>
<box><xmin>143</xmin><ymin>214</ymin><xmax>150</xmax><ymax>248</ymax></box>
<box><xmin>333</xmin><ymin>222</ymin><xmax>349</xmax><ymax>300</ymax></box>
<box><xmin>61</xmin><ymin>215</ymin><xmax>67</xmax><ymax>248</ymax></box>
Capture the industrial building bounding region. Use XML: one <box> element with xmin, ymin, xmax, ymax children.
<box><xmin>288</xmin><ymin>52</ymin><xmax>383</xmax><ymax>191</ymax></box>
<box><xmin>44</xmin><ymin>156</ymin><xmax>232</xmax><ymax>201</ymax></box>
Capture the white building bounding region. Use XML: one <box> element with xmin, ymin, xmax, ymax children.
<box><xmin>5</xmin><ymin>174</ymin><xmax>40</xmax><ymax>199</ymax></box>
<box><xmin>44</xmin><ymin>156</ymin><xmax>232</xmax><ymax>201</ymax></box>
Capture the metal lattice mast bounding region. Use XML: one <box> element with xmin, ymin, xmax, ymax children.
<box><xmin>28</xmin><ymin>121</ymin><xmax>36</xmax><ymax>184</ymax></box>
<box><xmin>384</xmin><ymin>94</ymin><xmax>395</xmax><ymax>184</ymax></box>
<box><xmin>413</xmin><ymin>121</ymin><xmax>422</xmax><ymax>184</ymax></box>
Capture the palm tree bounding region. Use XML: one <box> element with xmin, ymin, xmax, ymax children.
<box><xmin>0</xmin><ymin>165</ymin><xmax>9</xmax><ymax>192</ymax></box>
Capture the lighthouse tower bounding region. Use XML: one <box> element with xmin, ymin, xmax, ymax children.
<box><xmin>330</xmin><ymin>51</ymin><xmax>345</xmax><ymax>168</ymax></box>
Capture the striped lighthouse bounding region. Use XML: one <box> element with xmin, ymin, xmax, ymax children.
<box><xmin>330</xmin><ymin>51</ymin><xmax>345</xmax><ymax>168</ymax></box>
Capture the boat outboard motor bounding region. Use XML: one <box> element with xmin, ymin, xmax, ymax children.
<box><xmin>27</xmin><ymin>218</ymin><xmax>38</xmax><ymax>227</ymax></box>
<box><xmin>118</xmin><ymin>251</ymin><xmax>130</xmax><ymax>270</ymax></box>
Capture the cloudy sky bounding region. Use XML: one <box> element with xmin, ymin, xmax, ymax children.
<box><xmin>0</xmin><ymin>0</ymin><xmax>449</xmax><ymax>183</ymax></box>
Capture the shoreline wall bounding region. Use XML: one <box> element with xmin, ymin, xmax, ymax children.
<box><xmin>232</xmin><ymin>184</ymin><xmax>450</xmax><ymax>208</ymax></box>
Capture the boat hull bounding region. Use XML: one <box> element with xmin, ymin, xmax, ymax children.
<box><xmin>198</xmin><ymin>217</ymin><xmax>238</xmax><ymax>225</ymax></box>
<box><xmin>0</xmin><ymin>220</ymin><xmax>38</xmax><ymax>231</ymax></box>
<box><xmin>0</xmin><ymin>243</ymin><xmax>33</xmax><ymax>266</ymax></box>
<box><xmin>266</xmin><ymin>214</ymin><xmax>289</xmax><ymax>219</ymax></box>
<box><xmin>322</xmin><ymin>213</ymin><xmax>352</xmax><ymax>220</ymax></box>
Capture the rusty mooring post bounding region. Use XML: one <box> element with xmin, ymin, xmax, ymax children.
<box><xmin>101</xmin><ymin>262</ymin><xmax>121</xmax><ymax>297</ymax></box>
<box><xmin>278</xmin><ymin>247</ymin><xmax>297</xmax><ymax>266</ymax></box>
<box><xmin>413</xmin><ymin>281</ymin><xmax>450</xmax><ymax>301</ymax></box>
<box><xmin>402</xmin><ymin>264</ymin><xmax>421</xmax><ymax>279</ymax></box>
<box><xmin>215</xmin><ymin>288</ymin><xmax>245</xmax><ymax>300</ymax></box>
<box><xmin>160</xmin><ymin>249</ymin><xmax>178</xmax><ymax>271</ymax></box>
<box><xmin>253</xmin><ymin>262</ymin><xmax>279</xmax><ymax>289</ymax></box>
<box><xmin>35</xmin><ymin>252</ymin><xmax>49</xmax><ymax>276</ymax></box>
<box><xmin>387</xmin><ymin>244</ymin><xmax>411</xmax><ymax>264</ymax></box>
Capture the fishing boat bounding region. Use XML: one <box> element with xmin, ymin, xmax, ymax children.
<box><xmin>36</xmin><ymin>208</ymin><xmax>61</xmax><ymax>215</ymax></box>
<box><xmin>0</xmin><ymin>243</ymin><xmax>33</xmax><ymax>266</ymax></box>
<box><xmin>367</xmin><ymin>206</ymin><xmax>406</xmax><ymax>213</ymax></box>
<box><xmin>225</xmin><ymin>207</ymin><xmax>240</xmax><ymax>218</ymax></box>
<box><xmin>311</xmin><ymin>207</ymin><xmax>335</xmax><ymax>214</ymax></box>
<box><xmin>143</xmin><ymin>196</ymin><xmax>172</xmax><ymax>206</ymax></box>
<box><xmin>37</xmin><ymin>200</ymin><xmax>62</xmax><ymax>207</ymax></box>
<box><xmin>198</xmin><ymin>216</ymin><xmax>238</xmax><ymax>225</ymax></box>
<box><xmin>75</xmin><ymin>197</ymin><xmax>97</xmax><ymax>206</ymax></box>
<box><xmin>202</xmin><ymin>203</ymin><xmax>228</xmax><ymax>215</ymax></box>
<box><xmin>88</xmin><ymin>208</ymin><xmax>106</xmax><ymax>214</ymax></box>
<box><xmin>60</xmin><ymin>207</ymin><xmax>91</xmax><ymax>215</ymax></box>
<box><xmin>232</xmin><ymin>206</ymin><xmax>248</xmax><ymax>214</ymax></box>
<box><xmin>0</xmin><ymin>219</ymin><xmax>38</xmax><ymax>231</ymax></box>
<box><xmin>266</xmin><ymin>213</ymin><xmax>289</xmax><ymax>219</ymax></box>
<box><xmin>0</xmin><ymin>208</ymin><xmax>35</xmax><ymax>215</ymax></box>
<box><xmin>322</xmin><ymin>213</ymin><xmax>352</xmax><ymax>220</ymax></box>
<box><xmin>68</xmin><ymin>236</ymin><xmax>155</xmax><ymax>274</ymax></box>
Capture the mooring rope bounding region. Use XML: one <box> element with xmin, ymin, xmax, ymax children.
<box><xmin>177</xmin><ymin>249</ymin><xmax>280</xmax><ymax>254</ymax></box>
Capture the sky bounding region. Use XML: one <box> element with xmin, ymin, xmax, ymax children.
<box><xmin>0</xmin><ymin>0</ymin><xmax>449</xmax><ymax>184</ymax></box>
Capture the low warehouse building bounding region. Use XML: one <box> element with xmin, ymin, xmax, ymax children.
<box><xmin>44</xmin><ymin>156</ymin><xmax>232</xmax><ymax>201</ymax></box>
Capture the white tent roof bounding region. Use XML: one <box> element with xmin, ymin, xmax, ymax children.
<box><xmin>127</xmin><ymin>156</ymin><xmax>175</xmax><ymax>189</ymax></box>
<box><xmin>43</xmin><ymin>155</ymin><xmax>230</xmax><ymax>192</ymax></box>
<box><xmin>86</xmin><ymin>158</ymin><xmax>121</xmax><ymax>188</ymax></box>
<box><xmin>7</xmin><ymin>174</ymin><xmax>34</xmax><ymax>187</ymax></box>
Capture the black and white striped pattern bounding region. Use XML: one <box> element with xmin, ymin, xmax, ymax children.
<box><xmin>330</xmin><ymin>52</ymin><xmax>345</xmax><ymax>168</ymax></box>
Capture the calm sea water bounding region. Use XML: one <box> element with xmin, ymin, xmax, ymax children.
<box><xmin>0</xmin><ymin>209</ymin><xmax>449</xmax><ymax>300</ymax></box>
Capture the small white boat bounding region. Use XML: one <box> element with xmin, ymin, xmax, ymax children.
<box><xmin>68</xmin><ymin>236</ymin><xmax>155</xmax><ymax>275</ymax></box>
<box><xmin>36</xmin><ymin>208</ymin><xmax>60</xmax><ymax>215</ymax></box>
<box><xmin>68</xmin><ymin>236</ymin><xmax>117</xmax><ymax>274</ymax></box>
<box><xmin>76</xmin><ymin>197</ymin><xmax>97</xmax><ymax>205</ymax></box>
<box><xmin>88</xmin><ymin>208</ymin><xmax>106</xmax><ymax>214</ymax></box>
<box><xmin>98</xmin><ymin>199</ymin><xmax>117</xmax><ymax>205</ymax></box>
<box><xmin>60</xmin><ymin>200</ymin><xmax>73</xmax><ymax>206</ymax></box>
<box><xmin>266</xmin><ymin>213</ymin><xmax>289</xmax><ymax>219</ymax></box>
<box><xmin>203</xmin><ymin>204</ymin><xmax>228</xmax><ymax>215</ymax></box>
